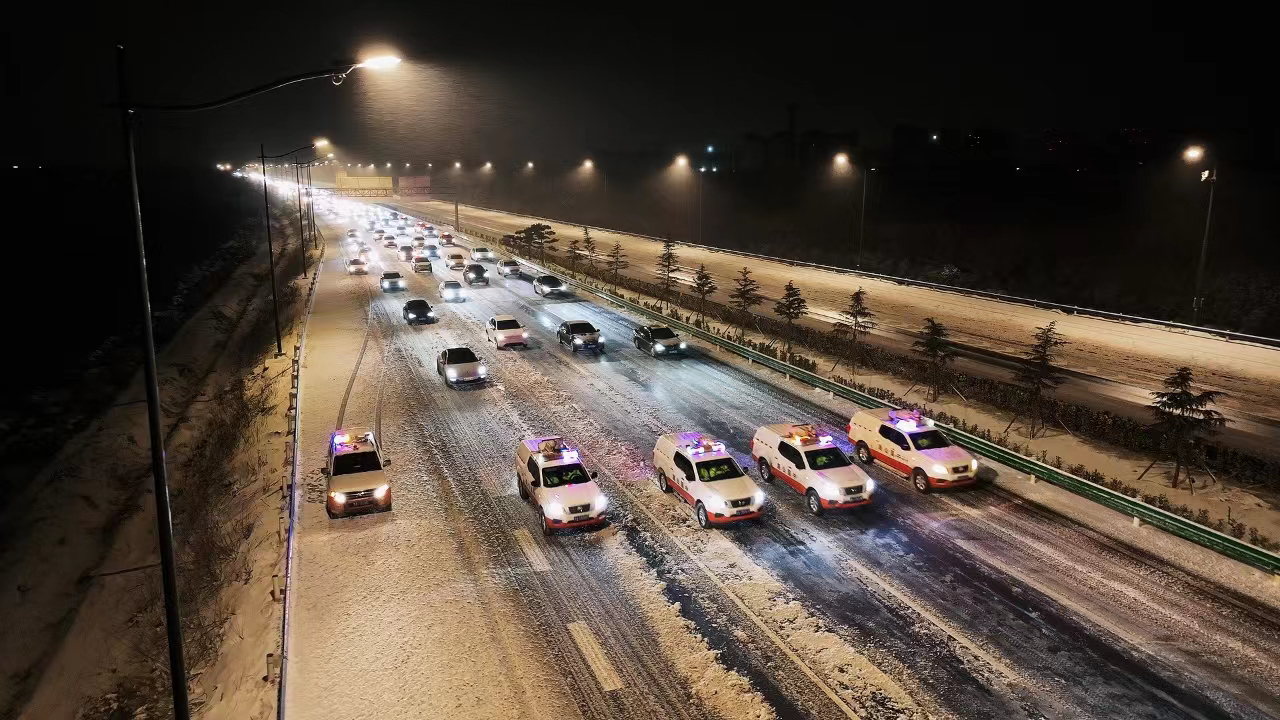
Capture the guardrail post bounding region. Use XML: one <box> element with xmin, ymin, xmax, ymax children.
<box><xmin>1028</xmin><ymin>475</ymin><xmax>1038</xmax><ymax>485</ymax></box>
<box><xmin>271</xmin><ymin>573</ymin><xmax>282</xmax><ymax>601</ymax></box>
<box><xmin>1132</xmin><ymin>516</ymin><xmax>1142</xmax><ymax>528</ymax></box>
<box><xmin>265</xmin><ymin>652</ymin><xmax>280</xmax><ymax>682</ymax></box>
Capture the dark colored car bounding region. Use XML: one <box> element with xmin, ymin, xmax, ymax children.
<box><xmin>464</xmin><ymin>263</ymin><xmax>489</xmax><ymax>286</ymax></box>
<box><xmin>633</xmin><ymin>325</ymin><xmax>687</xmax><ymax>356</ymax></box>
<box><xmin>558</xmin><ymin>320</ymin><xmax>604</xmax><ymax>354</ymax></box>
<box><xmin>399</xmin><ymin>245</ymin><xmax>415</xmax><ymax>261</ymax></box>
<box><xmin>402</xmin><ymin>299</ymin><xmax>436</xmax><ymax>325</ymax></box>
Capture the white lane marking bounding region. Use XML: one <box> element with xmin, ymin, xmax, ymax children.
<box><xmin>512</xmin><ymin>528</ymin><xmax>551</xmax><ymax>572</ymax></box>
<box><xmin>567</xmin><ymin>621</ymin><xmax>624</xmax><ymax>692</ymax></box>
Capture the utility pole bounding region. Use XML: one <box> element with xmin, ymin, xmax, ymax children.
<box><xmin>1191</xmin><ymin>166</ymin><xmax>1217</xmax><ymax>325</ymax></box>
<box><xmin>293</xmin><ymin>159</ymin><xmax>307</xmax><ymax>278</ymax></box>
<box><xmin>259</xmin><ymin>145</ymin><xmax>285</xmax><ymax>356</ymax></box>
<box><xmin>857</xmin><ymin>168</ymin><xmax>871</xmax><ymax>270</ymax></box>
<box><xmin>115</xmin><ymin>45</ymin><xmax>191</xmax><ymax>720</ymax></box>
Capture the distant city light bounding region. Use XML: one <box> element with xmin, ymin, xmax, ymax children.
<box><xmin>1183</xmin><ymin>145</ymin><xmax>1205</xmax><ymax>162</ymax></box>
<box><xmin>834</xmin><ymin>153</ymin><xmax>849</xmax><ymax>166</ymax></box>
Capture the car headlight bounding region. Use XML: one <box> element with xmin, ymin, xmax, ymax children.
<box><xmin>823</xmin><ymin>481</ymin><xmax>841</xmax><ymax>498</ymax></box>
<box><xmin>397</xmin><ymin>280</ymin><xmax>405</xmax><ymax>287</ymax></box>
<box><xmin>598</xmin><ymin>336</ymin><xmax>604</xmax><ymax>343</ymax></box>
<box><xmin>711</xmin><ymin>497</ymin><xmax>729</xmax><ymax>511</ymax></box>
<box><xmin>753</xmin><ymin>490</ymin><xmax>765</xmax><ymax>505</ymax></box>
<box><xmin>446</xmin><ymin>368</ymin><xmax>458</xmax><ymax>379</ymax></box>
<box><xmin>381</xmin><ymin>281</ymin><xmax>389</xmax><ymax>286</ymax></box>
<box><xmin>329</xmin><ymin>491</ymin><xmax>346</xmax><ymax>504</ymax></box>
<box><xmin>596</xmin><ymin>495</ymin><xmax>609</xmax><ymax>512</ymax></box>
<box><xmin>478</xmin><ymin>365</ymin><xmax>488</xmax><ymax>376</ymax></box>
<box><xmin>679</xmin><ymin>341</ymin><xmax>687</xmax><ymax>349</ymax></box>
<box><xmin>932</xmin><ymin>463</ymin><xmax>948</xmax><ymax>476</ymax></box>
<box><xmin>970</xmin><ymin>459</ymin><xmax>978</xmax><ymax>471</ymax></box>
<box><xmin>546</xmin><ymin>501</ymin><xmax>564</xmax><ymax>518</ymax></box>
<box><xmin>427</xmin><ymin>311</ymin><xmax>435</xmax><ymax>317</ymax></box>
<box><xmin>373</xmin><ymin>483</ymin><xmax>390</xmax><ymax>500</ymax></box>
<box><xmin>654</xmin><ymin>342</ymin><xmax>666</xmax><ymax>351</ymax></box>
<box><xmin>521</xmin><ymin>331</ymin><xmax>528</xmax><ymax>338</ymax></box>
<box><xmin>467</xmin><ymin>273</ymin><xmax>474</xmax><ymax>278</ymax></box>
<box><xmin>866</xmin><ymin>478</ymin><xmax>876</xmax><ymax>493</ymax></box>
<box><xmin>407</xmin><ymin>312</ymin><xmax>416</xmax><ymax>319</ymax></box>
<box><xmin>573</xmin><ymin>337</ymin><xmax>583</xmax><ymax>345</ymax></box>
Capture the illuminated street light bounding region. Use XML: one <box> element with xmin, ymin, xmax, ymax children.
<box><xmin>527</xmin><ymin>161</ymin><xmax>534</xmax><ymax>168</ymax></box>
<box><xmin>583</xmin><ymin>159</ymin><xmax>594</xmax><ymax>169</ymax></box>
<box><xmin>834</xmin><ymin>153</ymin><xmax>849</xmax><ymax>166</ymax></box>
<box><xmin>428</xmin><ymin>163</ymin><xmax>433</xmax><ymax>168</ymax></box>
<box><xmin>707</xmin><ymin>145</ymin><xmax>714</xmax><ymax>153</ymax></box>
<box><xmin>327</xmin><ymin>153</ymin><xmax>334</xmax><ymax>158</ymax></box>
<box><xmin>484</xmin><ymin>161</ymin><xmax>492</xmax><ymax>168</ymax></box>
<box><xmin>386</xmin><ymin>162</ymin><xmax>392</xmax><ymax>167</ymax></box>
<box><xmin>676</xmin><ymin>154</ymin><xmax>688</xmax><ymax>167</ymax></box>
<box><xmin>405</xmin><ymin>162</ymin><xmax>410</xmax><ymax>167</ymax></box>
<box><xmin>356</xmin><ymin>55</ymin><xmax>402</xmax><ymax>69</ymax></box>
<box><xmin>699</xmin><ymin>166</ymin><xmax>706</xmax><ymax>173</ymax></box>
<box><xmin>455</xmin><ymin>161</ymin><xmax>461</xmax><ymax>168</ymax></box>
<box><xmin>1183</xmin><ymin>145</ymin><xmax>1205</xmax><ymax>163</ymax></box>
<box><xmin>1182</xmin><ymin>145</ymin><xmax>1217</xmax><ymax>323</ymax></box>
<box><xmin>314</xmin><ymin>138</ymin><xmax>330</xmax><ymax>147</ymax></box>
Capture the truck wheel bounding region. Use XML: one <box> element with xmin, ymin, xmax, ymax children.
<box><xmin>657</xmin><ymin>470</ymin><xmax>672</xmax><ymax>494</ymax></box>
<box><xmin>806</xmin><ymin>489</ymin><xmax>824</xmax><ymax>516</ymax></box>
<box><xmin>540</xmin><ymin>512</ymin><xmax>553</xmax><ymax>536</ymax></box>
<box><xmin>856</xmin><ymin>441</ymin><xmax>873</xmax><ymax>464</ymax></box>
<box><xmin>695</xmin><ymin>502</ymin><xmax>710</xmax><ymax>529</ymax></box>
<box><xmin>757</xmin><ymin>458</ymin><xmax>774</xmax><ymax>484</ymax></box>
<box><xmin>912</xmin><ymin>469</ymin><xmax>932</xmax><ymax>494</ymax></box>
<box><xmin>517</xmin><ymin>475</ymin><xmax>529</xmax><ymax>500</ymax></box>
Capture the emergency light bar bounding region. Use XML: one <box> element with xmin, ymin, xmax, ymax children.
<box><xmin>687</xmin><ymin>440</ymin><xmax>726</xmax><ymax>455</ymax></box>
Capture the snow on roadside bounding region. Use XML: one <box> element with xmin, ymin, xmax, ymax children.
<box><xmin>598</xmin><ymin>529</ymin><xmax>776</xmax><ymax>720</ymax></box>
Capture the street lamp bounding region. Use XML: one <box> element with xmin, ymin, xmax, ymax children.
<box><xmin>583</xmin><ymin>159</ymin><xmax>594</xmax><ymax>169</ymax></box>
<box><xmin>484</xmin><ymin>161</ymin><xmax>492</xmax><ymax>169</ymax></box>
<box><xmin>675</xmin><ymin>154</ymin><xmax>688</xmax><ymax>167</ymax></box>
<box><xmin>116</xmin><ymin>46</ymin><xmax>399</xmax><ymax>720</ymax></box>
<box><xmin>1183</xmin><ymin>145</ymin><xmax>1217</xmax><ymax>324</ymax></box>
<box><xmin>527</xmin><ymin>161</ymin><xmax>534</xmax><ymax>168</ymax></box>
<box><xmin>455</xmin><ymin>161</ymin><xmax>461</xmax><ymax>168</ymax></box>
<box><xmin>314</xmin><ymin>137</ymin><xmax>330</xmax><ymax>147</ymax></box>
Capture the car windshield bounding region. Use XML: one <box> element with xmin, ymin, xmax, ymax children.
<box><xmin>442</xmin><ymin>282</ymin><xmax>462</xmax><ymax>289</ymax></box>
<box><xmin>446</xmin><ymin>348</ymin><xmax>479</xmax><ymax>363</ymax></box>
<box><xmin>383</xmin><ymin>273</ymin><xmax>402</xmax><ymax>279</ymax></box>
<box><xmin>495</xmin><ymin>319</ymin><xmax>522</xmax><ymax>330</ymax></box>
<box><xmin>568</xmin><ymin>322</ymin><xmax>597</xmax><ymax>334</ymax></box>
<box><xmin>474</xmin><ymin>247</ymin><xmax>489</xmax><ymax>253</ymax></box>
<box><xmin>468</xmin><ymin>265</ymin><xmax>484</xmax><ymax>272</ymax></box>
<box><xmin>350</xmin><ymin>259</ymin><xmax>365</xmax><ymax>265</ymax></box>
<box><xmin>539</xmin><ymin>276</ymin><xmax>562</xmax><ymax>286</ymax></box>
<box><xmin>413</xmin><ymin>256</ymin><xmax>429</xmax><ymax>262</ymax></box>
<box><xmin>502</xmin><ymin>261</ymin><xmax>518</xmax><ymax>267</ymax></box>
<box><xmin>804</xmin><ymin>447</ymin><xmax>851</xmax><ymax>469</ymax></box>
<box><xmin>333</xmin><ymin>451</ymin><xmax>381</xmax><ymax>475</ymax></box>
<box><xmin>696</xmin><ymin>458</ymin><xmax>743</xmax><ymax>481</ymax></box>
<box><xmin>406</xmin><ymin>301</ymin><xmax>429</xmax><ymax>310</ymax></box>
<box><xmin>909</xmin><ymin>430</ymin><xmax>952</xmax><ymax>450</ymax></box>
<box><xmin>650</xmin><ymin>327</ymin><xmax>677</xmax><ymax>340</ymax></box>
<box><xmin>541</xmin><ymin>463</ymin><xmax>592</xmax><ymax>488</ymax></box>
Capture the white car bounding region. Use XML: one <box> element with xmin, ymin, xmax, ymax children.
<box><xmin>383</xmin><ymin>237</ymin><xmax>398</xmax><ymax>248</ymax></box>
<box><xmin>470</xmin><ymin>246</ymin><xmax>495</xmax><ymax>262</ymax></box>
<box><xmin>533</xmin><ymin>275</ymin><xmax>566</xmax><ymax>297</ymax></box>
<box><xmin>439</xmin><ymin>280</ymin><xmax>467</xmax><ymax>302</ymax></box>
<box><xmin>411</xmin><ymin>255</ymin><xmax>433</xmax><ymax>273</ymax></box>
<box><xmin>515</xmin><ymin>436</ymin><xmax>608</xmax><ymax>535</ymax></box>
<box><xmin>379</xmin><ymin>271</ymin><xmax>407</xmax><ymax>292</ymax></box>
<box><xmin>436</xmin><ymin>346</ymin><xmax>488</xmax><ymax>386</ymax></box>
<box><xmin>751</xmin><ymin>423</ymin><xmax>874</xmax><ymax>515</ymax></box>
<box><xmin>847</xmin><ymin>408</ymin><xmax>977</xmax><ymax>493</ymax></box>
<box><xmin>346</xmin><ymin>258</ymin><xmax>369</xmax><ymax>275</ymax></box>
<box><xmin>652</xmin><ymin>433</ymin><xmax>764</xmax><ymax>528</ymax></box>
<box><xmin>412</xmin><ymin>235</ymin><xmax>426</xmax><ymax>248</ymax></box>
<box><xmin>498</xmin><ymin>259</ymin><xmax>521</xmax><ymax>277</ymax></box>
<box><xmin>326</xmin><ymin>428</ymin><xmax>391</xmax><ymax>518</ymax></box>
<box><xmin>446</xmin><ymin>253</ymin><xmax>466</xmax><ymax>271</ymax></box>
<box><xmin>486</xmin><ymin>315</ymin><xmax>529</xmax><ymax>348</ymax></box>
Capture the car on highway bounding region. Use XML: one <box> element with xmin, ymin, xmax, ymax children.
<box><xmin>357</xmin><ymin>246</ymin><xmax>372</xmax><ymax>262</ymax></box>
<box><xmin>402</xmin><ymin>299</ymin><xmax>436</xmax><ymax>325</ymax></box>
<box><xmin>346</xmin><ymin>258</ymin><xmax>369</xmax><ymax>275</ymax></box>
<box><xmin>436</xmin><ymin>346</ymin><xmax>488</xmax><ymax>387</ymax></box>
<box><xmin>399</xmin><ymin>245</ymin><xmax>415</xmax><ymax>261</ymax></box>
<box><xmin>440</xmin><ymin>232</ymin><xmax>455</xmax><ymax>246</ymax></box>
<box><xmin>396</xmin><ymin>224</ymin><xmax>406</xmax><ymax>234</ymax></box>
<box><xmin>346</xmin><ymin>229</ymin><xmax>358</xmax><ymax>238</ymax></box>
<box><xmin>325</xmin><ymin>428</ymin><xmax>391</xmax><ymax>518</ymax></box>
<box><xmin>557</xmin><ymin>320</ymin><xmax>603</xmax><ymax>353</ymax></box>
<box><xmin>486</xmin><ymin>315</ymin><xmax>529</xmax><ymax>348</ymax></box>
<box><xmin>515</xmin><ymin>436</ymin><xmax>608</xmax><ymax>535</ymax></box>
<box><xmin>439</xmin><ymin>280</ymin><xmax>467</xmax><ymax>302</ymax></box>
<box><xmin>425</xmin><ymin>226</ymin><xmax>438</xmax><ymax>237</ymax></box>
<box><xmin>533</xmin><ymin>275</ymin><xmax>567</xmax><ymax>297</ymax></box>
<box><xmin>751</xmin><ymin>424</ymin><xmax>874</xmax><ymax>516</ymax></box>
<box><xmin>470</xmin><ymin>246</ymin><xmax>495</xmax><ymax>262</ymax></box>
<box><xmin>412</xmin><ymin>235</ymin><xmax>426</xmax><ymax>248</ymax></box>
<box><xmin>411</xmin><ymin>255</ymin><xmax>433</xmax><ymax>273</ymax></box>
<box><xmin>373</xmin><ymin>228</ymin><xmax>386</xmax><ymax>238</ymax></box>
<box><xmin>847</xmin><ymin>408</ymin><xmax>977</xmax><ymax>493</ymax></box>
<box><xmin>498</xmin><ymin>259</ymin><xmax>521</xmax><ymax>277</ymax></box>
<box><xmin>380</xmin><ymin>271</ymin><xmax>407</xmax><ymax>292</ymax></box>
<box><xmin>463</xmin><ymin>263</ymin><xmax>489</xmax><ymax>286</ymax></box>
<box><xmin>424</xmin><ymin>244</ymin><xmax>440</xmax><ymax>259</ymax></box>
<box><xmin>446</xmin><ymin>253</ymin><xmax>466</xmax><ymax>271</ymax></box>
<box><xmin>633</xmin><ymin>325</ymin><xmax>687</xmax><ymax>356</ymax></box>
<box><xmin>652</xmin><ymin>433</ymin><xmax>764</xmax><ymax>528</ymax></box>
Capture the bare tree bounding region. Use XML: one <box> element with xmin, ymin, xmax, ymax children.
<box><xmin>912</xmin><ymin>317</ymin><xmax>956</xmax><ymax>401</ymax></box>
<box><xmin>1148</xmin><ymin>366</ymin><xmax>1228</xmax><ymax>488</ymax></box>
<box><xmin>773</xmin><ymin>281</ymin><xmax>809</xmax><ymax>351</ymax></box>
<box><xmin>1012</xmin><ymin>321</ymin><xmax>1068</xmax><ymax>438</ymax></box>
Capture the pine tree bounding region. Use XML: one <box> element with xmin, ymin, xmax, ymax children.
<box><xmin>773</xmin><ymin>281</ymin><xmax>808</xmax><ymax>351</ymax></box>
<box><xmin>655</xmin><ymin>238</ymin><xmax>680</xmax><ymax>303</ymax></box>
<box><xmin>912</xmin><ymin>317</ymin><xmax>956</xmax><ymax>401</ymax></box>
<box><xmin>690</xmin><ymin>264</ymin><xmax>718</xmax><ymax>320</ymax></box>
<box><xmin>1012</xmin><ymin>321</ymin><xmax>1068</xmax><ymax>438</ymax></box>
<box><xmin>606</xmin><ymin>241</ymin><xmax>629</xmax><ymax>290</ymax></box>
<box><xmin>566</xmin><ymin>236</ymin><xmax>581</xmax><ymax>274</ymax></box>
<box><xmin>1149</xmin><ymin>367</ymin><xmax>1228</xmax><ymax>488</ymax></box>
<box><xmin>832</xmin><ymin>288</ymin><xmax>876</xmax><ymax>374</ymax></box>
<box><xmin>582</xmin><ymin>227</ymin><xmax>597</xmax><ymax>274</ymax></box>
<box><xmin>514</xmin><ymin>223</ymin><xmax>555</xmax><ymax>261</ymax></box>
<box><xmin>728</xmin><ymin>266</ymin><xmax>762</xmax><ymax>313</ymax></box>
<box><xmin>537</xmin><ymin>225</ymin><xmax>557</xmax><ymax>264</ymax></box>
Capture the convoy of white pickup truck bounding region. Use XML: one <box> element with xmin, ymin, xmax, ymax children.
<box><xmin>324</xmin><ymin>207</ymin><xmax>979</xmax><ymax>530</ymax></box>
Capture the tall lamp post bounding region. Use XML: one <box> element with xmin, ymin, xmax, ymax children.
<box><xmin>1183</xmin><ymin>145</ymin><xmax>1217</xmax><ymax>325</ymax></box>
<box><xmin>115</xmin><ymin>47</ymin><xmax>399</xmax><ymax>720</ymax></box>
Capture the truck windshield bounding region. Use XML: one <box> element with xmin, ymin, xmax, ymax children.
<box><xmin>804</xmin><ymin>447</ymin><xmax>851</xmax><ymax>469</ymax></box>
<box><xmin>333</xmin><ymin>451</ymin><xmax>381</xmax><ymax>475</ymax></box>
<box><xmin>909</xmin><ymin>430</ymin><xmax>952</xmax><ymax>450</ymax></box>
<box><xmin>542</xmin><ymin>463</ymin><xmax>591</xmax><ymax>488</ymax></box>
<box><xmin>696</xmin><ymin>458</ymin><xmax>742</xmax><ymax>481</ymax></box>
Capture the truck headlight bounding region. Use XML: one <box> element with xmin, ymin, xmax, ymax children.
<box><xmin>866</xmin><ymin>478</ymin><xmax>876</xmax><ymax>493</ymax></box>
<box><xmin>373</xmin><ymin>483</ymin><xmax>390</xmax><ymax>500</ymax></box>
<box><xmin>970</xmin><ymin>459</ymin><xmax>978</xmax><ymax>471</ymax></box>
<box><xmin>446</xmin><ymin>368</ymin><xmax>457</xmax><ymax>379</ymax></box>
<box><xmin>478</xmin><ymin>365</ymin><xmax>488</xmax><ymax>376</ymax></box>
<box><xmin>753</xmin><ymin>490</ymin><xmax>765</xmax><ymax>505</ymax></box>
<box><xmin>711</xmin><ymin>497</ymin><xmax>729</xmax><ymax>511</ymax></box>
<box><xmin>546</xmin><ymin>501</ymin><xmax>563</xmax><ymax>518</ymax></box>
<box><xmin>329</xmin><ymin>491</ymin><xmax>346</xmax><ymax>504</ymax></box>
<box><xmin>932</xmin><ymin>463</ymin><xmax>948</xmax><ymax>476</ymax></box>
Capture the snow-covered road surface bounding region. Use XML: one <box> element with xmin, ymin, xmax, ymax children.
<box><xmin>285</xmin><ymin>215</ymin><xmax>1280</xmax><ymax>720</ymax></box>
<box><xmin>387</xmin><ymin>199</ymin><xmax>1280</xmax><ymax>457</ymax></box>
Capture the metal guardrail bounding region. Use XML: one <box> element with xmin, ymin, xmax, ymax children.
<box><xmin>410</xmin><ymin>206</ymin><xmax>1280</xmax><ymax>576</ymax></box>
<box><xmin>406</xmin><ymin>199</ymin><xmax>1280</xmax><ymax>349</ymax></box>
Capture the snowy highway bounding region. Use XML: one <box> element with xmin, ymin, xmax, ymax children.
<box><xmin>285</xmin><ymin>212</ymin><xmax>1280</xmax><ymax>720</ymax></box>
<box><xmin>385</xmin><ymin>199</ymin><xmax>1280</xmax><ymax>457</ymax></box>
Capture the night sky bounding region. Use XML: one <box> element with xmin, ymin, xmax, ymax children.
<box><xmin>7</xmin><ymin>1</ymin><xmax>1271</xmax><ymax>170</ymax></box>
